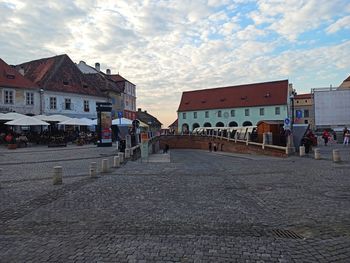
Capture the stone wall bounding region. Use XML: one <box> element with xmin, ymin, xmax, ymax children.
<box><xmin>158</xmin><ymin>135</ymin><xmax>287</xmax><ymax>158</ymax></box>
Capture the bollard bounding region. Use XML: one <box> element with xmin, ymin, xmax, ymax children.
<box><xmin>125</xmin><ymin>148</ymin><xmax>131</xmax><ymax>159</ymax></box>
<box><xmin>101</xmin><ymin>159</ymin><xmax>109</xmax><ymax>173</ymax></box>
<box><xmin>53</xmin><ymin>166</ymin><xmax>63</xmax><ymax>185</ymax></box>
<box><xmin>299</xmin><ymin>146</ymin><xmax>305</xmax><ymax>157</ymax></box>
<box><xmin>113</xmin><ymin>156</ymin><xmax>120</xmax><ymax>168</ymax></box>
<box><xmin>118</xmin><ymin>152</ymin><xmax>124</xmax><ymax>163</ymax></box>
<box><xmin>90</xmin><ymin>162</ymin><xmax>97</xmax><ymax>178</ymax></box>
<box><xmin>333</xmin><ymin>149</ymin><xmax>341</xmax><ymax>163</ymax></box>
<box><xmin>314</xmin><ymin>148</ymin><xmax>321</xmax><ymax>160</ymax></box>
<box><xmin>130</xmin><ymin>148</ymin><xmax>134</xmax><ymax>156</ymax></box>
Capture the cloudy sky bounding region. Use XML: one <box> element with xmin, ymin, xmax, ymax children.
<box><xmin>1</xmin><ymin>0</ymin><xmax>349</xmax><ymax>126</ymax></box>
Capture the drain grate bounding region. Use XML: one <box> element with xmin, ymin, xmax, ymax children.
<box><xmin>271</xmin><ymin>229</ymin><xmax>304</xmax><ymax>239</ymax></box>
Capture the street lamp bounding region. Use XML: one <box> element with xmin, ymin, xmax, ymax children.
<box><xmin>287</xmin><ymin>89</ymin><xmax>297</xmax><ymax>154</ymax></box>
<box><xmin>39</xmin><ymin>88</ymin><xmax>44</xmax><ymax>114</ymax></box>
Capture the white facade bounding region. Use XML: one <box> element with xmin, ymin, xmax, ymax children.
<box><xmin>0</xmin><ymin>87</ymin><xmax>40</xmax><ymax>115</ymax></box>
<box><xmin>42</xmin><ymin>91</ymin><xmax>107</xmax><ymax>119</ymax></box>
<box><xmin>314</xmin><ymin>88</ymin><xmax>350</xmax><ymax>128</ymax></box>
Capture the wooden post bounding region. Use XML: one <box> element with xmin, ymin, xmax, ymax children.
<box><xmin>333</xmin><ymin>149</ymin><xmax>341</xmax><ymax>163</ymax></box>
<box><xmin>314</xmin><ymin>148</ymin><xmax>321</xmax><ymax>160</ymax></box>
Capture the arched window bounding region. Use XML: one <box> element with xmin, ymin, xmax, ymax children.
<box><xmin>182</xmin><ymin>123</ymin><xmax>189</xmax><ymax>133</ymax></box>
<box><xmin>242</xmin><ymin>121</ymin><xmax>253</xmax><ymax>127</ymax></box>
<box><xmin>192</xmin><ymin>123</ymin><xmax>200</xmax><ymax>130</ymax></box>
<box><xmin>203</xmin><ymin>122</ymin><xmax>212</xmax><ymax>127</ymax></box>
<box><xmin>229</xmin><ymin>121</ymin><xmax>238</xmax><ymax>127</ymax></box>
<box><xmin>218</xmin><ymin>110</ymin><xmax>222</xmax><ymax>117</ymax></box>
<box><xmin>216</xmin><ymin>122</ymin><xmax>224</xmax><ymax>127</ymax></box>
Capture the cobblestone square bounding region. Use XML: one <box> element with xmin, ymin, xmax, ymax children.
<box><xmin>1</xmin><ymin>144</ymin><xmax>350</xmax><ymax>262</ymax></box>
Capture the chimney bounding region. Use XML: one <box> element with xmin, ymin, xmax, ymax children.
<box><xmin>106</xmin><ymin>69</ymin><xmax>111</xmax><ymax>75</ymax></box>
<box><xmin>138</xmin><ymin>108</ymin><xmax>142</xmax><ymax>112</ymax></box>
<box><xmin>95</xmin><ymin>62</ymin><xmax>100</xmax><ymax>72</ymax></box>
<box><xmin>79</xmin><ymin>61</ymin><xmax>86</xmax><ymax>65</ymax></box>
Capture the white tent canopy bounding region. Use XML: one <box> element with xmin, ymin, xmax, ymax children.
<box><xmin>34</xmin><ymin>114</ymin><xmax>72</xmax><ymax>122</ymax></box>
<box><xmin>112</xmin><ymin>117</ymin><xmax>132</xmax><ymax>126</ymax></box>
<box><xmin>5</xmin><ymin>116</ymin><xmax>50</xmax><ymax>126</ymax></box>
<box><xmin>79</xmin><ymin>117</ymin><xmax>95</xmax><ymax>126</ymax></box>
<box><xmin>58</xmin><ymin>118</ymin><xmax>91</xmax><ymax>126</ymax></box>
<box><xmin>0</xmin><ymin>112</ymin><xmax>27</xmax><ymax>120</ymax></box>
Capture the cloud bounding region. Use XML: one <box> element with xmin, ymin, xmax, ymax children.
<box><xmin>326</xmin><ymin>16</ymin><xmax>350</xmax><ymax>34</ymax></box>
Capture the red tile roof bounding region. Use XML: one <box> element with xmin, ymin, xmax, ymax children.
<box><xmin>0</xmin><ymin>58</ymin><xmax>38</xmax><ymax>90</ymax></box>
<box><xmin>294</xmin><ymin>93</ymin><xmax>312</xmax><ymax>99</ymax></box>
<box><xmin>178</xmin><ymin>80</ymin><xmax>289</xmax><ymax>112</ymax></box>
<box><xmin>16</xmin><ymin>54</ymin><xmax>104</xmax><ymax>97</ymax></box>
<box><xmin>109</xmin><ymin>74</ymin><xmax>135</xmax><ymax>86</ymax></box>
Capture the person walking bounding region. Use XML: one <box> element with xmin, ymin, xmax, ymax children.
<box><xmin>208</xmin><ymin>141</ymin><xmax>212</xmax><ymax>152</ymax></box>
<box><xmin>344</xmin><ymin>130</ymin><xmax>350</xmax><ymax>146</ymax></box>
<box><xmin>322</xmin><ymin>129</ymin><xmax>330</xmax><ymax>146</ymax></box>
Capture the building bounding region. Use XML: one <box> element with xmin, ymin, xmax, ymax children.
<box><xmin>16</xmin><ymin>55</ymin><xmax>107</xmax><ymax>119</ymax></box>
<box><xmin>77</xmin><ymin>61</ymin><xmax>124</xmax><ymax>119</ymax></box>
<box><xmin>313</xmin><ymin>87</ymin><xmax>350</xmax><ymax>129</ymax></box>
<box><xmin>136</xmin><ymin>108</ymin><xmax>162</xmax><ymax>133</ymax></box>
<box><xmin>109</xmin><ymin>74</ymin><xmax>137</xmax><ymax>120</ymax></box>
<box><xmin>339</xmin><ymin>75</ymin><xmax>350</xmax><ymax>89</ymax></box>
<box><xmin>177</xmin><ymin>80</ymin><xmax>290</xmax><ymax>133</ymax></box>
<box><xmin>293</xmin><ymin>93</ymin><xmax>315</xmax><ymax>129</ymax></box>
<box><xmin>0</xmin><ymin>58</ymin><xmax>40</xmax><ymax>115</ymax></box>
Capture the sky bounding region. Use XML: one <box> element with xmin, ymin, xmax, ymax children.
<box><xmin>0</xmin><ymin>0</ymin><xmax>350</xmax><ymax>127</ymax></box>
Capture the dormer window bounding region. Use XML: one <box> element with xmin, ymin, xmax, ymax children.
<box><xmin>241</xmin><ymin>96</ymin><xmax>247</xmax><ymax>100</ymax></box>
<box><xmin>185</xmin><ymin>101</ymin><xmax>189</xmax><ymax>105</ymax></box>
<box><xmin>264</xmin><ymin>92</ymin><xmax>271</xmax><ymax>98</ymax></box>
<box><xmin>63</xmin><ymin>81</ymin><xmax>69</xmax><ymax>85</ymax></box>
<box><xmin>6</xmin><ymin>74</ymin><xmax>15</xmax><ymax>79</ymax></box>
<box><xmin>220</xmin><ymin>98</ymin><xmax>226</xmax><ymax>102</ymax></box>
<box><xmin>83</xmin><ymin>84</ymin><xmax>88</xmax><ymax>88</ymax></box>
<box><xmin>201</xmin><ymin>100</ymin><xmax>206</xmax><ymax>103</ymax></box>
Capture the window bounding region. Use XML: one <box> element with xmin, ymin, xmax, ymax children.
<box><xmin>4</xmin><ymin>90</ymin><xmax>14</xmax><ymax>104</ymax></box>
<box><xmin>182</xmin><ymin>112</ymin><xmax>186</xmax><ymax>119</ymax></box>
<box><xmin>65</xmin><ymin>98</ymin><xmax>71</xmax><ymax>110</ymax></box>
<box><xmin>304</xmin><ymin>109</ymin><xmax>309</xmax><ymax>118</ymax></box>
<box><xmin>205</xmin><ymin>111</ymin><xmax>209</xmax><ymax>118</ymax></box>
<box><xmin>230</xmin><ymin>110</ymin><xmax>235</xmax><ymax>117</ymax></box>
<box><xmin>259</xmin><ymin>108</ymin><xmax>264</xmax><ymax>116</ymax></box>
<box><xmin>218</xmin><ymin>110</ymin><xmax>222</xmax><ymax>117</ymax></box>
<box><xmin>245</xmin><ymin>109</ymin><xmax>250</xmax><ymax>116</ymax></box>
<box><xmin>50</xmin><ymin>97</ymin><xmax>57</xmax><ymax>109</ymax></box>
<box><xmin>26</xmin><ymin>92</ymin><xmax>34</xmax><ymax>105</ymax></box>
<box><xmin>84</xmin><ymin>100</ymin><xmax>89</xmax><ymax>112</ymax></box>
<box><xmin>275</xmin><ymin>107</ymin><xmax>280</xmax><ymax>115</ymax></box>
<box><xmin>194</xmin><ymin>112</ymin><xmax>197</xmax><ymax>119</ymax></box>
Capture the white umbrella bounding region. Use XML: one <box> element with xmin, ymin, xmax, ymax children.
<box><xmin>5</xmin><ymin>116</ymin><xmax>50</xmax><ymax>126</ymax></box>
<box><xmin>112</xmin><ymin>117</ymin><xmax>132</xmax><ymax>126</ymax></box>
<box><xmin>34</xmin><ymin>114</ymin><xmax>72</xmax><ymax>122</ymax></box>
<box><xmin>58</xmin><ymin>118</ymin><xmax>90</xmax><ymax>126</ymax></box>
<box><xmin>79</xmin><ymin>118</ymin><xmax>95</xmax><ymax>126</ymax></box>
<box><xmin>0</xmin><ymin>112</ymin><xmax>27</xmax><ymax>120</ymax></box>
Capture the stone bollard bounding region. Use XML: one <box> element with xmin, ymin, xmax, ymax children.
<box><xmin>101</xmin><ymin>159</ymin><xmax>109</xmax><ymax>173</ymax></box>
<box><xmin>299</xmin><ymin>146</ymin><xmax>305</xmax><ymax>157</ymax></box>
<box><xmin>118</xmin><ymin>152</ymin><xmax>124</xmax><ymax>163</ymax></box>
<box><xmin>314</xmin><ymin>148</ymin><xmax>321</xmax><ymax>160</ymax></box>
<box><xmin>90</xmin><ymin>162</ymin><xmax>97</xmax><ymax>178</ymax></box>
<box><xmin>53</xmin><ymin>166</ymin><xmax>63</xmax><ymax>185</ymax></box>
<box><xmin>125</xmin><ymin>148</ymin><xmax>130</xmax><ymax>159</ymax></box>
<box><xmin>333</xmin><ymin>149</ymin><xmax>341</xmax><ymax>163</ymax></box>
<box><xmin>113</xmin><ymin>156</ymin><xmax>120</xmax><ymax>168</ymax></box>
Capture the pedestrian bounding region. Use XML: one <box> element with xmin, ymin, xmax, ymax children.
<box><xmin>213</xmin><ymin>142</ymin><xmax>217</xmax><ymax>152</ymax></box>
<box><xmin>344</xmin><ymin>130</ymin><xmax>350</xmax><ymax>146</ymax></box>
<box><xmin>208</xmin><ymin>141</ymin><xmax>212</xmax><ymax>152</ymax></box>
<box><xmin>322</xmin><ymin>129</ymin><xmax>330</xmax><ymax>146</ymax></box>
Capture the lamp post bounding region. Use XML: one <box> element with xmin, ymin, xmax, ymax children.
<box><xmin>286</xmin><ymin>90</ymin><xmax>297</xmax><ymax>154</ymax></box>
<box><xmin>39</xmin><ymin>88</ymin><xmax>44</xmax><ymax>114</ymax></box>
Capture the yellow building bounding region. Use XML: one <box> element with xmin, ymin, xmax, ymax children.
<box><xmin>293</xmin><ymin>93</ymin><xmax>314</xmax><ymax>129</ymax></box>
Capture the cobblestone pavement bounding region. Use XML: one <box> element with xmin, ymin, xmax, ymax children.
<box><xmin>1</xmin><ymin>144</ymin><xmax>350</xmax><ymax>262</ymax></box>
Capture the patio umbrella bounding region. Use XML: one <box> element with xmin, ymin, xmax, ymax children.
<box><xmin>79</xmin><ymin>118</ymin><xmax>95</xmax><ymax>126</ymax></box>
<box><xmin>112</xmin><ymin>117</ymin><xmax>132</xmax><ymax>126</ymax></box>
<box><xmin>34</xmin><ymin>114</ymin><xmax>72</xmax><ymax>122</ymax></box>
<box><xmin>0</xmin><ymin>112</ymin><xmax>27</xmax><ymax>120</ymax></box>
<box><xmin>5</xmin><ymin>116</ymin><xmax>50</xmax><ymax>126</ymax></box>
<box><xmin>58</xmin><ymin>118</ymin><xmax>91</xmax><ymax>126</ymax></box>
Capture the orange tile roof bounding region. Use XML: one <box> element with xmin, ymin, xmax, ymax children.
<box><xmin>16</xmin><ymin>54</ymin><xmax>104</xmax><ymax>97</ymax></box>
<box><xmin>0</xmin><ymin>58</ymin><xmax>38</xmax><ymax>90</ymax></box>
<box><xmin>178</xmin><ymin>80</ymin><xmax>289</xmax><ymax>112</ymax></box>
<box><xmin>294</xmin><ymin>93</ymin><xmax>312</xmax><ymax>99</ymax></box>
